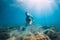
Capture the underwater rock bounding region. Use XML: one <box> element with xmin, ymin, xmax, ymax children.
<box><xmin>35</xmin><ymin>32</ymin><xmax>51</xmax><ymax>40</ymax></box>
<box><xmin>23</xmin><ymin>35</ymin><xmax>36</xmax><ymax>40</ymax></box>
<box><xmin>6</xmin><ymin>25</ymin><xmax>60</xmax><ymax>40</ymax></box>
<box><xmin>58</xmin><ymin>32</ymin><xmax>60</xmax><ymax>35</ymax></box>
<box><xmin>7</xmin><ymin>36</ymin><xmax>16</xmax><ymax>40</ymax></box>
<box><xmin>0</xmin><ymin>28</ymin><xmax>10</xmax><ymax>40</ymax></box>
<box><xmin>22</xmin><ymin>32</ymin><xmax>36</xmax><ymax>40</ymax></box>
<box><xmin>43</xmin><ymin>29</ymin><xmax>59</xmax><ymax>40</ymax></box>
<box><xmin>16</xmin><ymin>36</ymin><xmax>23</xmax><ymax>40</ymax></box>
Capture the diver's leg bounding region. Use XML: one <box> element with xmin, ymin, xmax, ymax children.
<box><xmin>21</xmin><ymin>23</ymin><xmax>28</xmax><ymax>31</ymax></box>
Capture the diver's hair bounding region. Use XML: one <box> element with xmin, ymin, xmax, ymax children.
<box><xmin>25</xmin><ymin>12</ymin><xmax>30</xmax><ymax>16</ymax></box>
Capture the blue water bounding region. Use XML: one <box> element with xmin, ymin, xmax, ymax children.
<box><xmin>0</xmin><ymin>1</ymin><xmax>60</xmax><ymax>40</ymax></box>
<box><xmin>0</xmin><ymin>0</ymin><xmax>60</xmax><ymax>30</ymax></box>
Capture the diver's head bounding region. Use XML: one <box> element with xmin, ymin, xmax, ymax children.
<box><xmin>25</xmin><ymin>12</ymin><xmax>30</xmax><ymax>16</ymax></box>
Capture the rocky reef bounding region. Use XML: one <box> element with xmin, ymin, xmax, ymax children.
<box><xmin>0</xmin><ymin>25</ymin><xmax>60</xmax><ymax>40</ymax></box>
